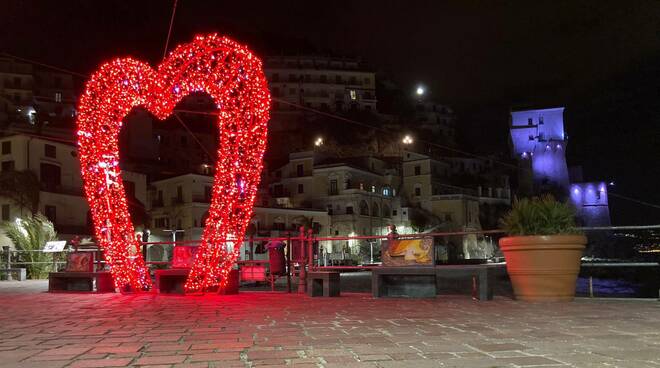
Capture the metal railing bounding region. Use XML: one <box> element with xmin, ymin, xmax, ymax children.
<box><xmin>2</xmin><ymin>226</ymin><xmax>659</xmax><ymax>298</ymax></box>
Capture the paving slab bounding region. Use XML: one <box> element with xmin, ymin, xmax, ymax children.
<box><xmin>0</xmin><ymin>280</ymin><xmax>659</xmax><ymax>367</ymax></box>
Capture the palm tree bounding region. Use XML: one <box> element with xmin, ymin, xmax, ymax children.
<box><xmin>1</xmin><ymin>213</ymin><xmax>58</xmax><ymax>279</ymax></box>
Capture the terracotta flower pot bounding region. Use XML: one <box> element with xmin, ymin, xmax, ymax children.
<box><xmin>499</xmin><ymin>235</ymin><xmax>587</xmax><ymax>302</ymax></box>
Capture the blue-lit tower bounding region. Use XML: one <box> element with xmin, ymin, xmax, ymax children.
<box><xmin>510</xmin><ymin>107</ymin><xmax>610</xmax><ymax>226</ymax></box>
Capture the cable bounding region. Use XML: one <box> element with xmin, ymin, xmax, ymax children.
<box><xmin>173</xmin><ymin>112</ymin><xmax>213</xmax><ymax>159</ymax></box>
<box><xmin>162</xmin><ymin>0</ymin><xmax>179</xmax><ymax>60</ymax></box>
<box><xmin>608</xmin><ymin>192</ymin><xmax>660</xmax><ymax>210</ymax></box>
<box><xmin>1</xmin><ymin>52</ymin><xmax>88</xmax><ymax>79</ymax></box>
<box><xmin>7</xmin><ymin>52</ymin><xmax>660</xmax><ymax>213</ymax></box>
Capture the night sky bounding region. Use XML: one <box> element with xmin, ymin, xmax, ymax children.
<box><xmin>1</xmin><ymin>0</ymin><xmax>659</xmax><ymax>224</ymax></box>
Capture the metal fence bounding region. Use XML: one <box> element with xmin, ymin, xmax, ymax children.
<box><xmin>2</xmin><ymin>226</ymin><xmax>659</xmax><ymax>298</ymax></box>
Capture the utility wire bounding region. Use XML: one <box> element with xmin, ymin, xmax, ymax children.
<box><xmin>162</xmin><ymin>0</ymin><xmax>179</xmax><ymax>60</ymax></box>
<box><xmin>173</xmin><ymin>112</ymin><xmax>213</xmax><ymax>160</ymax></box>
<box><xmin>5</xmin><ymin>53</ymin><xmax>660</xmax><ymax>212</ymax></box>
<box><xmin>608</xmin><ymin>192</ymin><xmax>660</xmax><ymax>210</ymax></box>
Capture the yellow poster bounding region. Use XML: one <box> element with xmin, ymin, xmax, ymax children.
<box><xmin>382</xmin><ymin>238</ymin><xmax>433</xmax><ymax>266</ymax></box>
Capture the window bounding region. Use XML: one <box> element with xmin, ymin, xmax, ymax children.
<box><xmin>1</xmin><ymin>141</ymin><xmax>10</xmax><ymax>155</ymax></box>
<box><xmin>297</xmin><ymin>183</ymin><xmax>304</xmax><ymax>194</ymax></box>
<box><xmin>539</xmin><ymin>116</ymin><xmax>544</xmax><ymax>124</ymax></box>
<box><xmin>346</xmin><ymin>206</ymin><xmax>354</xmax><ymax>214</ymax></box>
<box><xmin>320</xmin><ymin>75</ymin><xmax>327</xmax><ymax>83</ymax></box>
<box><xmin>271</xmin><ymin>87</ymin><xmax>280</xmax><ymax>96</ymax></box>
<box><xmin>329</xmin><ymin>179</ymin><xmax>338</xmax><ymax>195</ymax></box>
<box><xmin>288</xmin><ymin>74</ymin><xmax>297</xmax><ymax>82</ymax></box>
<box><xmin>414</xmin><ymin>165</ymin><xmax>421</xmax><ymax>176</ymax></box>
<box><xmin>177</xmin><ymin>219</ymin><xmax>182</xmax><ymax>230</ymax></box>
<box><xmin>359</xmin><ymin>201</ymin><xmax>369</xmax><ymax>216</ymax></box>
<box><xmin>1</xmin><ymin>204</ymin><xmax>9</xmax><ymax>221</ymax></box>
<box><xmin>327</xmin><ymin>205</ymin><xmax>333</xmax><ymax>215</ymax></box>
<box><xmin>393</xmin><ymin>209</ymin><xmax>398</xmax><ymax>216</ymax></box>
<box><xmin>44</xmin><ymin>205</ymin><xmax>57</xmax><ymax>224</ymax></box>
<box><xmin>1</xmin><ymin>161</ymin><xmax>14</xmax><ymax>171</ymax></box>
<box><xmin>154</xmin><ymin>217</ymin><xmax>169</xmax><ymax>228</ymax></box>
<box><xmin>349</xmin><ymin>76</ymin><xmax>357</xmax><ymax>84</ymax></box>
<box><xmin>289</xmin><ymin>88</ymin><xmax>296</xmax><ymax>95</ymax></box>
<box><xmin>271</xmin><ymin>73</ymin><xmax>279</xmax><ymax>82</ymax></box>
<box><xmin>528</xmin><ymin>118</ymin><xmax>533</xmax><ymax>125</ymax></box>
<box><xmin>370</xmin><ymin>185</ymin><xmax>376</xmax><ymax>193</ymax></box>
<box><xmin>273</xmin><ymin>222</ymin><xmax>286</xmax><ymax>231</ymax></box>
<box><xmin>382</xmin><ymin>187</ymin><xmax>390</xmax><ymax>196</ymax></box>
<box><xmin>40</xmin><ymin>163</ymin><xmax>61</xmax><ymax>190</ymax></box>
<box><xmin>180</xmin><ymin>136</ymin><xmax>187</xmax><ymax>146</ymax></box>
<box><xmin>204</xmin><ymin>186</ymin><xmax>212</xmax><ymax>201</ymax></box>
<box><xmin>296</xmin><ymin>164</ymin><xmax>304</xmax><ymax>177</ymax></box>
<box><xmin>176</xmin><ymin>185</ymin><xmax>183</xmax><ymax>202</ymax></box>
<box><xmin>349</xmin><ymin>90</ymin><xmax>357</xmax><ymax>100</ymax></box>
<box><xmin>335</xmin><ymin>75</ymin><xmax>342</xmax><ymax>84</ymax></box>
<box><xmin>364</xmin><ymin>77</ymin><xmax>371</xmax><ymax>85</ymax></box>
<box><xmin>445</xmin><ymin>214</ymin><xmax>452</xmax><ymax>222</ymax></box>
<box><xmin>44</xmin><ymin>144</ymin><xmax>56</xmax><ymax>158</ymax></box>
<box><xmin>415</xmin><ymin>187</ymin><xmax>421</xmax><ymax>196</ymax></box>
<box><xmin>124</xmin><ymin>180</ymin><xmax>135</xmax><ymax>198</ymax></box>
<box><xmin>54</xmin><ymin>92</ymin><xmax>62</xmax><ymax>103</ymax></box>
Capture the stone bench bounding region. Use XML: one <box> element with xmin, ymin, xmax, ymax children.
<box><xmin>372</xmin><ymin>267</ymin><xmax>437</xmax><ymax>298</ymax></box>
<box><xmin>307</xmin><ymin>271</ymin><xmax>340</xmax><ymax>297</ymax></box>
<box><xmin>155</xmin><ymin>269</ymin><xmax>189</xmax><ymax>294</ymax></box>
<box><xmin>48</xmin><ymin>271</ymin><xmax>114</xmax><ymax>292</ymax></box>
<box><xmin>372</xmin><ymin>265</ymin><xmax>500</xmax><ymax>300</ymax></box>
<box><xmin>435</xmin><ymin>264</ymin><xmax>498</xmax><ymax>301</ymax></box>
<box><xmin>0</xmin><ymin>268</ymin><xmax>27</xmax><ymax>281</ymax></box>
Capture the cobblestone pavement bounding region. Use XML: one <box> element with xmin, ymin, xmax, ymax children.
<box><xmin>1</xmin><ymin>281</ymin><xmax>659</xmax><ymax>368</ymax></box>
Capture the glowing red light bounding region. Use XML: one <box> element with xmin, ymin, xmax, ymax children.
<box><xmin>76</xmin><ymin>34</ymin><xmax>271</xmax><ymax>292</ymax></box>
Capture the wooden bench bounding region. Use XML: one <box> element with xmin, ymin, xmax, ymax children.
<box><xmin>372</xmin><ymin>265</ymin><xmax>500</xmax><ymax>300</ymax></box>
<box><xmin>48</xmin><ymin>271</ymin><xmax>114</xmax><ymax>292</ymax></box>
<box><xmin>0</xmin><ymin>268</ymin><xmax>27</xmax><ymax>281</ymax></box>
<box><xmin>372</xmin><ymin>267</ymin><xmax>437</xmax><ymax>298</ymax></box>
<box><xmin>307</xmin><ymin>271</ymin><xmax>340</xmax><ymax>297</ymax></box>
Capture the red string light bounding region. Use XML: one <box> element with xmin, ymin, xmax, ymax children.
<box><xmin>76</xmin><ymin>34</ymin><xmax>271</xmax><ymax>292</ymax></box>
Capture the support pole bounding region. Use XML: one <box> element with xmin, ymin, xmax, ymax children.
<box><xmin>3</xmin><ymin>246</ymin><xmax>11</xmax><ymax>281</ymax></box>
<box><xmin>297</xmin><ymin>226</ymin><xmax>306</xmax><ymax>293</ymax></box>
<box><xmin>286</xmin><ymin>232</ymin><xmax>292</xmax><ymax>293</ymax></box>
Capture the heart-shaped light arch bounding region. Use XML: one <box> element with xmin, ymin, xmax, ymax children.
<box><xmin>76</xmin><ymin>34</ymin><xmax>271</xmax><ymax>292</ymax></box>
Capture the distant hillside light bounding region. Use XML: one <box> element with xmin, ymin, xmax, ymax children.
<box><xmin>402</xmin><ymin>135</ymin><xmax>414</xmax><ymax>145</ymax></box>
<box><xmin>416</xmin><ymin>86</ymin><xmax>425</xmax><ymax>96</ymax></box>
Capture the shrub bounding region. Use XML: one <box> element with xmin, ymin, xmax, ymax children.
<box><xmin>500</xmin><ymin>195</ymin><xmax>580</xmax><ymax>236</ymax></box>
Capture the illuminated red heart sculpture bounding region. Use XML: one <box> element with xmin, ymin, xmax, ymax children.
<box><xmin>76</xmin><ymin>34</ymin><xmax>270</xmax><ymax>292</ymax></box>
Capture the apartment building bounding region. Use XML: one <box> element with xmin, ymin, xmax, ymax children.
<box><xmin>264</xmin><ymin>55</ymin><xmax>377</xmax><ymax>113</ymax></box>
<box><xmin>0</xmin><ymin>133</ymin><xmax>147</xmax><ymax>244</ymax></box>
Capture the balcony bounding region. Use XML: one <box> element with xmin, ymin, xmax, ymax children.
<box><xmin>192</xmin><ymin>195</ymin><xmax>211</xmax><ymax>203</ymax></box>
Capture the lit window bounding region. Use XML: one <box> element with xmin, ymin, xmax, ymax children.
<box><xmin>349</xmin><ymin>90</ymin><xmax>357</xmax><ymax>100</ymax></box>
<box><xmin>54</xmin><ymin>92</ymin><xmax>62</xmax><ymax>103</ymax></box>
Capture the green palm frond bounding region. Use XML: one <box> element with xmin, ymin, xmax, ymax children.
<box><xmin>1</xmin><ymin>213</ymin><xmax>58</xmax><ymax>279</ymax></box>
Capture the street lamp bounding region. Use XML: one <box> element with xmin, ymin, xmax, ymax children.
<box><xmin>314</xmin><ymin>137</ymin><xmax>324</xmax><ymax>147</ymax></box>
<box><xmin>402</xmin><ymin>135</ymin><xmax>414</xmax><ymax>145</ymax></box>
<box><xmin>416</xmin><ymin>86</ymin><xmax>425</xmax><ymax>96</ymax></box>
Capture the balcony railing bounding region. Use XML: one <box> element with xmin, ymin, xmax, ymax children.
<box><xmin>192</xmin><ymin>195</ymin><xmax>211</xmax><ymax>203</ymax></box>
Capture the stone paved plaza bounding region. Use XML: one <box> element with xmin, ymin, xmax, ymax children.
<box><xmin>1</xmin><ymin>281</ymin><xmax>659</xmax><ymax>368</ymax></box>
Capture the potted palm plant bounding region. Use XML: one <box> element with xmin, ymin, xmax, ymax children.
<box><xmin>499</xmin><ymin>195</ymin><xmax>586</xmax><ymax>301</ymax></box>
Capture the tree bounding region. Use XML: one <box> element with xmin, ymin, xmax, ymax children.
<box><xmin>1</xmin><ymin>213</ymin><xmax>58</xmax><ymax>279</ymax></box>
<box><xmin>0</xmin><ymin>169</ymin><xmax>40</xmax><ymax>215</ymax></box>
